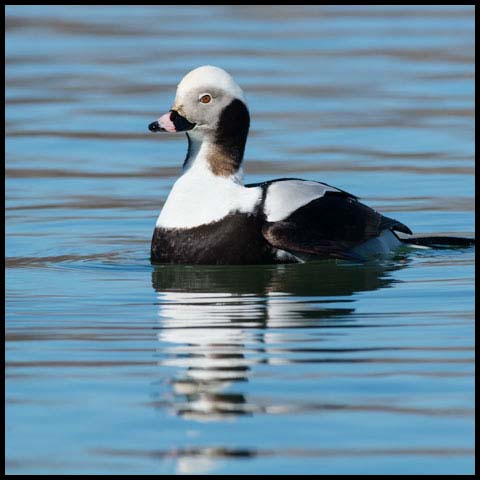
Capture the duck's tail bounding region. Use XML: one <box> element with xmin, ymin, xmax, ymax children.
<box><xmin>402</xmin><ymin>236</ymin><xmax>475</xmax><ymax>248</ymax></box>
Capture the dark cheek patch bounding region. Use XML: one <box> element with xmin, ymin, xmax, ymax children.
<box><xmin>208</xmin><ymin>99</ymin><xmax>250</xmax><ymax>176</ymax></box>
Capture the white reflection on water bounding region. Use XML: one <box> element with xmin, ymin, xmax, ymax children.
<box><xmin>153</xmin><ymin>262</ymin><xmax>396</xmax><ymax>422</ymax></box>
<box><xmin>152</xmin><ymin>263</ymin><xmax>397</xmax><ymax>473</ymax></box>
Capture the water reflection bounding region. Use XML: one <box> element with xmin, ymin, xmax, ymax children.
<box><xmin>151</xmin><ymin>261</ymin><xmax>402</xmax><ymax>421</ymax></box>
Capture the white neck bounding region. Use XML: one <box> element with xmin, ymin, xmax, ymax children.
<box><xmin>182</xmin><ymin>133</ymin><xmax>242</xmax><ymax>182</ymax></box>
<box><xmin>183</xmin><ymin>130</ymin><xmax>245</xmax><ymax>179</ymax></box>
<box><xmin>182</xmin><ymin>131</ymin><xmax>203</xmax><ymax>171</ymax></box>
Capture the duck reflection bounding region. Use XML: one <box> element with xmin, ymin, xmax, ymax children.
<box><xmin>151</xmin><ymin>260</ymin><xmax>405</xmax><ymax>422</ymax></box>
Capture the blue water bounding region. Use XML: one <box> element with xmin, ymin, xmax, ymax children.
<box><xmin>5</xmin><ymin>5</ymin><xmax>475</xmax><ymax>475</ymax></box>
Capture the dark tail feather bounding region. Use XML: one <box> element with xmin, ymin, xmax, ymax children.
<box><xmin>403</xmin><ymin>236</ymin><xmax>475</xmax><ymax>248</ymax></box>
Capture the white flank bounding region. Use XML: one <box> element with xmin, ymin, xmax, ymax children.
<box><xmin>352</xmin><ymin>230</ymin><xmax>402</xmax><ymax>258</ymax></box>
<box><xmin>275</xmin><ymin>248</ymin><xmax>303</xmax><ymax>263</ymax></box>
<box><xmin>264</xmin><ymin>179</ymin><xmax>338</xmax><ymax>222</ymax></box>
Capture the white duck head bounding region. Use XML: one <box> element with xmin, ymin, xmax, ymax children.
<box><xmin>149</xmin><ymin>65</ymin><xmax>250</xmax><ymax>176</ymax></box>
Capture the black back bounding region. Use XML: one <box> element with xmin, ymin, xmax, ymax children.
<box><xmin>262</xmin><ymin>191</ymin><xmax>412</xmax><ymax>261</ymax></box>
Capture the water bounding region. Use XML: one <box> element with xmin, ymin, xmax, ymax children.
<box><xmin>5</xmin><ymin>5</ymin><xmax>475</xmax><ymax>475</ymax></box>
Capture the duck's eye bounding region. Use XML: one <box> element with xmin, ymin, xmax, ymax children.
<box><xmin>199</xmin><ymin>94</ymin><xmax>212</xmax><ymax>104</ymax></box>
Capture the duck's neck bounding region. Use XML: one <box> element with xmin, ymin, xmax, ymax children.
<box><xmin>182</xmin><ymin>98</ymin><xmax>250</xmax><ymax>180</ymax></box>
<box><xmin>182</xmin><ymin>134</ymin><xmax>242</xmax><ymax>183</ymax></box>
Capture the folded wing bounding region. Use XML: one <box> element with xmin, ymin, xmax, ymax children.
<box><xmin>262</xmin><ymin>188</ymin><xmax>412</xmax><ymax>261</ymax></box>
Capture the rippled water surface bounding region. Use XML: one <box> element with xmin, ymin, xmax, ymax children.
<box><xmin>5</xmin><ymin>5</ymin><xmax>475</xmax><ymax>475</ymax></box>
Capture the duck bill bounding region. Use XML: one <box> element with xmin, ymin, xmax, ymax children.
<box><xmin>148</xmin><ymin>110</ymin><xmax>196</xmax><ymax>133</ymax></box>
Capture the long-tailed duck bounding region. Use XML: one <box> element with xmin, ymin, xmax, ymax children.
<box><xmin>148</xmin><ymin>65</ymin><xmax>474</xmax><ymax>265</ymax></box>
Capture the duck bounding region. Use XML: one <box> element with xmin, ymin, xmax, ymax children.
<box><xmin>148</xmin><ymin>65</ymin><xmax>474</xmax><ymax>265</ymax></box>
